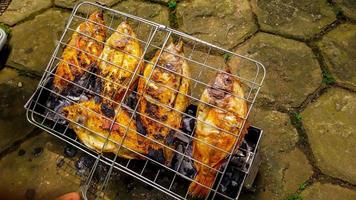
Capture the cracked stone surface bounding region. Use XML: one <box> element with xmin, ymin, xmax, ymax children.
<box><xmin>251</xmin><ymin>0</ymin><xmax>336</xmax><ymax>39</ymax></box>
<box><xmin>6</xmin><ymin>9</ymin><xmax>70</xmax><ymax>75</ymax></box>
<box><xmin>317</xmin><ymin>23</ymin><xmax>356</xmax><ymax>89</ymax></box>
<box><xmin>0</xmin><ymin>0</ymin><xmax>52</xmax><ymax>26</ymax></box>
<box><xmin>0</xmin><ymin>133</ymin><xmax>81</xmax><ymax>199</ymax></box>
<box><xmin>302</xmin><ymin>88</ymin><xmax>356</xmax><ymax>184</ymax></box>
<box><xmin>112</xmin><ymin>0</ymin><xmax>170</xmax><ymax>49</ymax></box>
<box><xmin>240</xmin><ymin>107</ymin><xmax>312</xmax><ymax>200</ymax></box>
<box><xmin>176</xmin><ymin>0</ymin><xmax>258</xmax><ymax>49</ymax></box>
<box><xmin>333</xmin><ymin>0</ymin><xmax>356</xmax><ymax>20</ymax></box>
<box><xmin>230</xmin><ymin>33</ymin><xmax>322</xmax><ymax>108</ymax></box>
<box><xmin>301</xmin><ymin>182</ymin><xmax>356</xmax><ymax>200</ymax></box>
<box><xmin>0</xmin><ymin>132</ymin><xmax>173</xmax><ymax>200</ymax></box>
<box><xmin>0</xmin><ymin>68</ymin><xmax>37</xmax><ymax>151</ymax></box>
<box><xmin>54</xmin><ymin>0</ymin><xmax>122</xmax><ymax>13</ymax></box>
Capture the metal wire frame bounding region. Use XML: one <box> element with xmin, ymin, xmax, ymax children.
<box><xmin>24</xmin><ymin>1</ymin><xmax>266</xmax><ymax>200</ymax></box>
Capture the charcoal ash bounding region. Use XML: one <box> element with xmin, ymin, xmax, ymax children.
<box><xmin>147</xmin><ymin>147</ymin><xmax>165</xmax><ymax>164</ymax></box>
<box><xmin>180</xmin><ymin>104</ymin><xmax>197</xmax><ymax>135</ymax></box>
<box><xmin>93</xmin><ymin>163</ymin><xmax>109</xmax><ymax>182</ymax></box>
<box><xmin>172</xmin><ymin>143</ymin><xmax>196</xmax><ymax>179</ymax></box>
<box><xmin>75</xmin><ymin>155</ymin><xmax>95</xmax><ymax>175</ymax></box>
<box><xmin>64</xmin><ymin>144</ymin><xmax>78</xmax><ymax>158</ymax></box>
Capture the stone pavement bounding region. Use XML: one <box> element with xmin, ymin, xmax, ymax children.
<box><xmin>0</xmin><ymin>0</ymin><xmax>355</xmax><ymax>199</ymax></box>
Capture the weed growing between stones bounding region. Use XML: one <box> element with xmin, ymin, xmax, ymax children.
<box><xmin>299</xmin><ymin>182</ymin><xmax>307</xmax><ymax>191</ymax></box>
<box><xmin>223</xmin><ymin>53</ymin><xmax>232</xmax><ymax>62</ymax></box>
<box><xmin>285</xmin><ymin>193</ymin><xmax>302</xmax><ymax>200</ymax></box>
<box><xmin>291</xmin><ymin>112</ymin><xmax>303</xmax><ymax>128</ymax></box>
<box><xmin>322</xmin><ymin>70</ymin><xmax>336</xmax><ymax>85</ymax></box>
<box><xmin>0</xmin><ymin>23</ymin><xmax>11</xmax><ymax>35</ymax></box>
<box><xmin>168</xmin><ymin>0</ymin><xmax>177</xmax><ymax>10</ymax></box>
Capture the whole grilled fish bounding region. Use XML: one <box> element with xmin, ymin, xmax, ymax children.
<box><xmin>53</xmin><ymin>11</ymin><xmax>106</xmax><ymax>95</ymax></box>
<box><xmin>98</xmin><ymin>21</ymin><xmax>143</xmax><ymax>117</ymax></box>
<box><xmin>137</xmin><ymin>41</ymin><xmax>190</xmax><ymax>166</ymax></box>
<box><xmin>62</xmin><ymin>100</ymin><xmax>146</xmax><ymax>159</ymax></box>
<box><xmin>188</xmin><ymin>70</ymin><xmax>248</xmax><ymax>197</ymax></box>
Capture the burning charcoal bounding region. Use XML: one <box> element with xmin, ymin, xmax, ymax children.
<box><xmin>93</xmin><ymin>163</ymin><xmax>109</xmax><ymax>182</ymax></box>
<box><xmin>64</xmin><ymin>145</ymin><xmax>77</xmax><ymax>158</ymax></box>
<box><xmin>136</xmin><ymin>115</ymin><xmax>147</xmax><ymax>135</ymax></box>
<box><xmin>123</xmin><ymin>175</ymin><xmax>135</xmax><ymax>192</ymax></box>
<box><xmin>76</xmin><ymin>155</ymin><xmax>95</xmax><ymax>175</ymax></box>
<box><xmin>166</xmin><ymin>130</ymin><xmax>175</xmax><ymax>145</ymax></box>
<box><xmin>125</xmin><ymin>92</ymin><xmax>138</xmax><ymax>110</ymax></box>
<box><xmin>18</xmin><ymin>149</ymin><xmax>26</xmax><ymax>156</ymax></box>
<box><xmin>65</xmin><ymin>131</ymin><xmax>77</xmax><ymax>140</ymax></box>
<box><xmin>32</xmin><ymin>147</ymin><xmax>43</xmax><ymax>157</ymax></box>
<box><xmin>180</xmin><ymin>104</ymin><xmax>198</xmax><ymax>134</ymax></box>
<box><xmin>148</xmin><ymin>148</ymin><xmax>165</xmax><ymax>164</ymax></box>
<box><xmin>101</xmin><ymin>104</ymin><xmax>115</xmax><ymax>118</ymax></box>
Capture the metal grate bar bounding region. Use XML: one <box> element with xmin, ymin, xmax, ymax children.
<box><xmin>24</xmin><ymin>1</ymin><xmax>266</xmax><ymax>200</ymax></box>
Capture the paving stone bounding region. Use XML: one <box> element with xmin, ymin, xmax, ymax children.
<box><xmin>6</xmin><ymin>9</ymin><xmax>70</xmax><ymax>75</ymax></box>
<box><xmin>248</xmin><ymin>107</ymin><xmax>299</xmax><ymax>154</ymax></box>
<box><xmin>230</xmin><ymin>33</ymin><xmax>322</xmax><ymax>108</ymax></box>
<box><xmin>240</xmin><ymin>148</ymin><xmax>313</xmax><ymax>200</ymax></box>
<box><xmin>0</xmin><ymin>133</ymin><xmax>81</xmax><ymax>199</ymax></box>
<box><xmin>302</xmin><ymin>88</ymin><xmax>356</xmax><ymax>184</ymax></box>
<box><xmin>0</xmin><ymin>68</ymin><xmax>37</xmax><ymax>151</ymax></box>
<box><xmin>0</xmin><ymin>131</ymin><xmax>174</xmax><ymax>200</ymax></box>
<box><xmin>143</xmin><ymin>0</ymin><xmax>171</xmax><ymax>3</ymax></box>
<box><xmin>251</xmin><ymin>0</ymin><xmax>336</xmax><ymax>39</ymax></box>
<box><xmin>317</xmin><ymin>23</ymin><xmax>356</xmax><ymax>89</ymax></box>
<box><xmin>239</xmin><ymin>107</ymin><xmax>312</xmax><ymax>200</ymax></box>
<box><xmin>0</xmin><ymin>0</ymin><xmax>52</xmax><ymax>26</ymax></box>
<box><xmin>333</xmin><ymin>0</ymin><xmax>356</xmax><ymax>20</ymax></box>
<box><xmin>55</xmin><ymin>0</ymin><xmax>121</xmax><ymax>13</ymax></box>
<box><xmin>301</xmin><ymin>182</ymin><xmax>356</xmax><ymax>200</ymax></box>
<box><xmin>112</xmin><ymin>0</ymin><xmax>170</xmax><ymax>49</ymax></box>
<box><xmin>176</xmin><ymin>0</ymin><xmax>258</xmax><ymax>49</ymax></box>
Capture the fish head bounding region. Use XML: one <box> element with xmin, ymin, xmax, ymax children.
<box><xmin>88</xmin><ymin>11</ymin><xmax>104</xmax><ymax>24</ymax></box>
<box><xmin>87</xmin><ymin>11</ymin><xmax>106</xmax><ymax>40</ymax></box>
<box><xmin>206</xmin><ymin>70</ymin><xmax>235</xmax><ymax>103</ymax></box>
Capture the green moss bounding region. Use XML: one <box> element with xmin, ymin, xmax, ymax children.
<box><xmin>0</xmin><ymin>23</ymin><xmax>11</xmax><ymax>35</ymax></box>
<box><xmin>223</xmin><ymin>53</ymin><xmax>232</xmax><ymax>62</ymax></box>
<box><xmin>285</xmin><ymin>193</ymin><xmax>302</xmax><ymax>200</ymax></box>
<box><xmin>299</xmin><ymin>182</ymin><xmax>307</xmax><ymax>191</ymax></box>
<box><xmin>322</xmin><ymin>70</ymin><xmax>336</xmax><ymax>85</ymax></box>
<box><xmin>294</xmin><ymin>112</ymin><xmax>303</xmax><ymax>123</ymax></box>
<box><xmin>168</xmin><ymin>0</ymin><xmax>177</xmax><ymax>10</ymax></box>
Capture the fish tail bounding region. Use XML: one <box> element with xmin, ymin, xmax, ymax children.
<box><xmin>188</xmin><ymin>171</ymin><xmax>215</xmax><ymax>198</ymax></box>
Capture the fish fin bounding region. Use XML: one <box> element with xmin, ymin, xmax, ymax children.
<box><xmin>188</xmin><ymin>171</ymin><xmax>215</xmax><ymax>198</ymax></box>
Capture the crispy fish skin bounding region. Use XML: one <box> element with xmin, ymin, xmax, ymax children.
<box><xmin>188</xmin><ymin>70</ymin><xmax>248</xmax><ymax>198</ymax></box>
<box><xmin>53</xmin><ymin>11</ymin><xmax>106</xmax><ymax>94</ymax></box>
<box><xmin>137</xmin><ymin>41</ymin><xmax>190</xmax><ymax>166</ymax></box>
<box><xmin>99</xmin><ymin>22</ymin><xmax>143</xmax><ymax>114</ymax></box>
<box><xmin>62</xmin><ymin>100</ymin><xmax>146</xmax><ymax>159</ymax></box>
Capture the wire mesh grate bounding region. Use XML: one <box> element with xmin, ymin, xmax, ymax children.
<box><xmin>25</xmin><ymin>1</ymin><xmax>265</xmax><ymax>200</ymax></box>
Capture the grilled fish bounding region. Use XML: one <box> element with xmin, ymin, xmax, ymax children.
<box><xmin>188</xmin><ymin>70</ymin><xmax>248</xmax><ymax>198</ymax></box>
<box><xmin>137</xmin><ymin>41</ymin><xmax>190</xmax><ymax>166</ymax></box>
<box><xmin>62</xmin><ymin>100</ymin><xmax>146</xmax><ymax>159</ymax></box>
<box><xmin>53</xmin><ymin>11</ymin><xmax>106</xmax><ymax>94</ymax></box>
<box><xmin>98</xmin><ymin>21</ymin><xmax>143</xmax><ymax>116</ymax></box>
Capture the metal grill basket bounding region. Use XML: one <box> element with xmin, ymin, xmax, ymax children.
<box><xmin>25</xmin><ymin>2</ymin><xmax>266</xmax><ymax>200</ymax></box>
